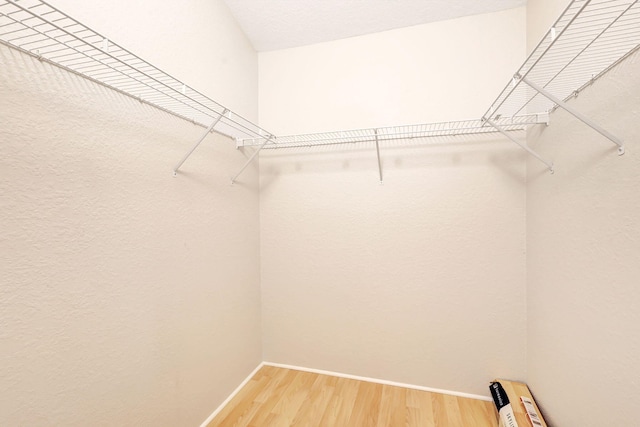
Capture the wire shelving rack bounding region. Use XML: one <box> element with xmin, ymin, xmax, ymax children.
<box><xmin>482</xmin><ymin>0</ymin><xmax>639</xmax><ymax>162</ymax></box>
<box><xmin>1</xmin><ymin>0</ymin><xmax>638</xmax><ymax>177</ymax></box>
<box><xmin>0</xmin><ymin>0</ymin><xmax>273</xmax><ymax>142</ymax></box>
<box><xmin>239</xmin><ymin>0</ymin><xmax>639</xmax><ymax>172</ymax></box>
<box><xmin>485</xmin><ymin>0</ymin><xmax>640</xmax><ymax>119</ymax></box>
<box><xmin>237</xmin><ymin>115</ymin><xmax>548</xmax><ymax>149</ymax></box>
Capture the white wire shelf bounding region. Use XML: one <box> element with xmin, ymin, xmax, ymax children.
<box><xmin>0</xmin><ymin>0</ymin><xmax>273</xmax><ymax>141</ymax></box>
<box><xmin>483</xmin><ymin>0</ymin><xmax>640</xmax><ymax>121</ymax></box>
<box><xmin>237</xmin><ymin>114</ymin><xmax>549</xmax><ymax>149</ymax></box>
<box><xmin>2</xmin><ymin>0</ymin><xmax>636</xmax><ymax>177</ymax></box>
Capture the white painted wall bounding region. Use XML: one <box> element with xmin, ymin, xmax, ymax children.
<box><xmin>526</xmin><ymin>0</ymin><xmax>568</xmax><ymax>53</ymax></box>
<box><xmin>526</xmin><ymin>1</ymin><xmax>640</xmax><ymax>425</ymax></box>
<box><xmin>0</xmin><ymin>1</ymin><xmax>261</xmax><ymax>426</ymax></box>
<box><xmin>258</xmin><ymin>8</ymin><xmax>528</xmax><ymax>397</ymax></box>
<box><xmin>259</xmin><ymin>8</ymin><xmax>527</xmax><ymax>134</ymax></box>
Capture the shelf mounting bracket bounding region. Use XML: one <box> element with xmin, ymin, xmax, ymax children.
<box><xmin>173</xmin><ymin>109</ymin><xmax>229</xmax><ymax>176</ymax></box>
<box><xmin>484</xmin><ymin>118</ymin><xmax>554</xmax><ymax>173</ymax></box>
<box><xmin>519</xmin><ymin>76</ymin><xmax>624</xmax><ymax>155</ymax></box>
<box><xmin>374</xmin><ymin>129</ymin><xmax>383</xmax><ymax>183</ymax></box>
<box><xmin>231</xmin><ymin>135</ymin><xmax>274</xmax><ymax>184</ymax></box>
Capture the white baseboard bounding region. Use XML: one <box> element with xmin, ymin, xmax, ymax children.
<box><xmin>199</xmin><ymin>359</ymin><xmax>492</xmax><ymax>426</ymax></box>
<box><xmin>199</xmin><ymin>362</ymin><xmax>265</xmax><ymax>427</ymax></box>
<box><xmin>263</xmin><ymin>361</ymin><xmax>492</xmax><ymax>402</ymax></box>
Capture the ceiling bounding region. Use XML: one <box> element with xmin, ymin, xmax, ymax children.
<box><xmin>222</xmin><ymin>0</ymin><xmax>527</xmax><ymax>52</ymax></box>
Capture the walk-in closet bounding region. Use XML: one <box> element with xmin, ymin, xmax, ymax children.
<box><xmin>2</xmin><ymin>0</ymin><xmax>639</xmax><ymax>425</ymax></box>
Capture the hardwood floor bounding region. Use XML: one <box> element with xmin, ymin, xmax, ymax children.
<box><xmin>207</xmin><ymin>365</ymin><xmax>498</xmax><ymax>426</ymax></box>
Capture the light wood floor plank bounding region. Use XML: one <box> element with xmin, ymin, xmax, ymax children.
<box><xmin>377</xmin><ymin>384</ymin><xmax>407</xmax><ymax>427</ymax></box>
<box><xmin>206</xmin><ymin>366</ymin><xmax>497</xmax><ymax>427</ymax></box>
<box><xmin>483</xmin><ymin>399</ymin><xmax>500</xmax><ymax>423</ymax></box>
<box><xmin>432</xmin><ymin>392</ymin><xmax>451</xmax><ymax>426</ymax></box>
<box><xmin>347</xmin><ymin>381</ymin><xmax>382</xmax><ymax>426</ymax></box>
<box><xmin>245</xmin><ymin>369</ymin><xmax>299</xmax><ymax>427</ymax></box>
<box><xmin>406</xmin><ymin>388</ymin><xmax>435</xmax><ymax>427</ymax></box>
<box><xmin>291</xmin><ymin>374</ymin><xmax>335</xmax><ymax>427</ymax></box>
<box><xmin>317</xmin><ymin>376</ymin><xmax>359</xmax><ymax>426</ymax></box>
<box><xmin>208</xmin><ymin>374</ymin><xmax>268</xmax><ymax>427</ymax></box>
<box><xmin>270</xmin><ymin>371</ymin><xmax>316</xmax><ymax>424</ymax></box>
<box><xmin>458</xmin><ymin>396</ymin><xmax>495</xmax><ymax>426</ymax></box>
<box><xmin>442</xmin><ymin>394</ymin><xmax>464</xmax><ymax>426</ymax></box>
<box><xmin>252</xmin><ymin>366</ymin><xmax>290</xmax><ymax>404</ymax></box>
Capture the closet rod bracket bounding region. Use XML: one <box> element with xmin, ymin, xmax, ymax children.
<box><xmin>374</xmin><ymin>129</ymin><xmax>383</xmax><ymax>183</ymax></box>
<box><xmin>483</xmin><ymin>117</ymin><xmax>554</xmax><ymax>173</ymax></box>
<box><xmin>173</xmin><ymin>109</ymin><xmax>229</xmax><ymax>176</ymax></box>
<box><xmin>230</xmin><ymin>135</ymin><xmax>274</xmax><ymax>184</ymax></box>
<box><xmin>518</xmin><ymin>75</ymin><xmax>625</xmax><ymax>155</ymax></box>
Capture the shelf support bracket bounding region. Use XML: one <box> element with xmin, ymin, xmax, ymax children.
<box><xmin>484</xmin><ymin>118</ymin><xmax>554</xmax><ymax>173</ymax></box>
<box><xmin>374</xmin><ymin>129</ymin><xmax>383</xmax><ymax>183</ymax></box>
<box><xmin>231</xmin><ymin>135</ymin><xmax>274</xmax><ymax>184</ymax></box>
<box><xmin>173</xmin><ymin>109</ymin><xmax>228</xmax><ymax>176</ymax></box>
<box><xmin>520</xmin><ymin>76</ymin><xmax>624</xmax><ymax>155</ymax></box>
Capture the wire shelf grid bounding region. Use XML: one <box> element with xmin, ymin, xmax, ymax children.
<box><xmin>484</xmin><ymin>0</ymin><xmax>640</xmax><ymax>121</ymax></box>
<box><xmin>238</xmin><ymin>114</ymin><xmax>548</xmax><ymax>149</ymax></box>
<box><xmin>1</xmin><ymin>0</ymin><xmax>637</xmax><ymax>158</ymax></box>
<box><xmin>0</xmin><ymin>0</ymin><xmax>273</xmax><ymax>141</ymax></box>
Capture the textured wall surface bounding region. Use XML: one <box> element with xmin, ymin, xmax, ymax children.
<box><xmin>259</xmin><ymin>7</ymin><xmax>526</xmax><ymax>135</ymax></box>
<box><xmin>526</xmin><ymin>10</ymin><xmax>640</xmax><ymax>427</ymax></box>
<box><xmin>526</xmin><ymin>1</ymin><xmax>640</xmax><ymax>425</ymax></box>
<box><xmin>0</xmin><ymin>3</ymin><xmax>262</xmax><ymax>424</ymax></box>
<box><xmin>258</xmin><ymin>8</ymin><xmax>528</xmax><ymax>397</ymax></box>
<box><xmin>259</xmin><ymin>137</ymin><xmax>527</xmax><ymax>397</ymax></box>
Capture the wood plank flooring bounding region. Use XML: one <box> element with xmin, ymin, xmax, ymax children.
<box><xmin>207</xmin><ymin>365</ymin><xmax>498</xmax><ymax>427</ymax></box>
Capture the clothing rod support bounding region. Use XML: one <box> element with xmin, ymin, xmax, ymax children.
<box><xmin>173</xmin><ymin>109</ymin><xmax>228</xmax><ymax>176</ymax></box>
<box><xmin>520</xmin><ymin>76</ymin><xmax>624</xmax><ymax>155</ymax></box>
<box><xmin>485</xmin><ymin>118</ymin><xmax>554</xmax><ymax>173</ymax></box>
<box><xmin>230</xmin><ymin>135</ymin><xmax>273</xmax><ymax>184</ymax></box>
<box><xmin>374</xmin><ymin>129</ymin><xmax>383</xmax><ymax>183</ymax></box>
